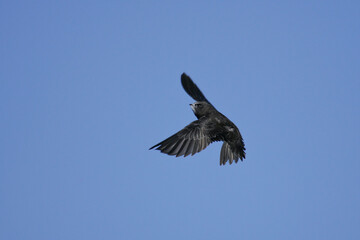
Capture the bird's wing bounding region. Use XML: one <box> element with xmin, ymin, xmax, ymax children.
<box><xmin>149</xmin><ymin>119</ymin><xmax>212</xmax><ymax>157</ymax></box>
<box><xmin>181</xmin><ymin>73</ymin><xmax>211</xmax><ymax>104</ymax></box>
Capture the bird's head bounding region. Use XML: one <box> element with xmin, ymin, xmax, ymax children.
<box><xmin>190</xmin><ymin>101</ymin><xmax>214</xmax><ymax>119</ymax></box>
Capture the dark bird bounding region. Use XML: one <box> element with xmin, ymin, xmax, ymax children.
<box><xmin>149</xmin><ymin>73</ymin><xmax>246</xmax><ymax>165</ymax></box>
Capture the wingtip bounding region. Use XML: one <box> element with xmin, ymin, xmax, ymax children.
<box><xmin>181</xmin><ymin>72</ymin><xmax>190</xmax><ymax>84</ymax></box>
<box><xmin>149</xmin><ymin>143</ymin><xmax>159</xmax><ymax>150</ymax></box>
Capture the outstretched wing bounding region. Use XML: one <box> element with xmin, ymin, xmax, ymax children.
<box><xmin>149</xmin><ymin>119</ymin><xmax>212</xmax><ymax>157</ymax></box>
<box><xmin>181</xmin><ymin>73</ymin><xmax>211</xmax><ymax>104</ymax></box>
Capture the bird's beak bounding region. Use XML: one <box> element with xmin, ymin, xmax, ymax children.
<box><xmin>190</xmin><ymin>103</ymin><xmax>195</xmax><ymax>111</ymax></box>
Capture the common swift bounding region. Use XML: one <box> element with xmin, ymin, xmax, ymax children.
<box><xmin>150</xmin><ymin>73</ymin><xmax>246</xmax><ymax>165</ymax></box>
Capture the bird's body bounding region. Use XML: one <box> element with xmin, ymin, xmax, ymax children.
<box><xmin>150</xmin><ymin>73</ymin><xmax>246</xmax><ymax>165</ymax></box>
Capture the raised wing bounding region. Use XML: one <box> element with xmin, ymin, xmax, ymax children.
<box><xmin>181</xmin><ymin>73</ymin><xmax>211</xmax><ymax>104</ymax></box>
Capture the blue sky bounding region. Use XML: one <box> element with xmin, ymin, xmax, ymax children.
<box><xmin>1</xmin><ymin>1</ymin><xmax>359</xmax><ymax>239</ymax></box>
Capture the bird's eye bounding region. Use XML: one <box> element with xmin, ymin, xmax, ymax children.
<box><xmin>197</xmin><ymin>103</ymin><xmax>203</xmax><ymax>108</ymax></box>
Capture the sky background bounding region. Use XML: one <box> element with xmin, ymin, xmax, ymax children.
<box><xmin>1</xmin><ymin>1</ymin><xmax>359</xmax><ymax>239</ymax></box>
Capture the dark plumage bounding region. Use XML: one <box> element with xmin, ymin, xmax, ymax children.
<box><xmin>150</xmin><ymin>73</ymin><xmax>246</xmax><ymax>165</ymax></box>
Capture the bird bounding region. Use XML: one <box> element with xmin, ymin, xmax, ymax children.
<box><xmin>149</xmin><ymin>73</ymin><xmax>246</xmax><ymax>165</ymax></box>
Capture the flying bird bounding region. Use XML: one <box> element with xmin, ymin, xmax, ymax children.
<box><xmin>149</xmin><ymin>73</ymin><xmax>246</xmax><ymax>165</ymax></box>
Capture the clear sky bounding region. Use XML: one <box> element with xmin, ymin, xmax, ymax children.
<box><xmin>1</xmin><ymin>1</ymin><xmax>359</xmax><ymax>239</ymax></box>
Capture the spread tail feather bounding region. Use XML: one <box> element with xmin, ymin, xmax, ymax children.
<box><xmin>220</xmin><ymin>141</ymin><xmax>246</xmax><ymax>166</ymax></box>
